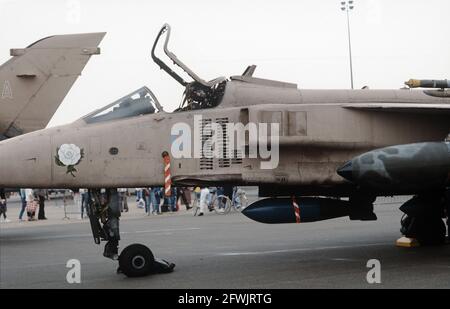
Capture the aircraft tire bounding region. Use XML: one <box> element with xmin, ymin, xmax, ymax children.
<box><xmin>400</xmin><ymin>194</ymin><xmax>447</xmax><ymax>245</ymax></box>
<box><xmin>118</xmin><ymin>244</ymin><xmax>155</xmax><ymax>277</ymax></box>
<box><xmin>401</xmin><ymin>215</ymin><xmax>446</xmax><ymax>245</ymax></box>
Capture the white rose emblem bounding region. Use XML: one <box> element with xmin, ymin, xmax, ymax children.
<box><xmin>58</xmin><ymin>144</ymin><xmax>82</xmax><ymax>166</ymax></box>
<box><xmin>55</xmin><ymin>144</ymin><xmax>84</xmax><ymax>177</ymax></box>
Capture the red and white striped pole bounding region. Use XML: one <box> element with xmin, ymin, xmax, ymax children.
<box><xmin>162</xmin><ymin>151</ymin><xmax>172</xmax><ymax>197</ymax></box>
<box><xmin>292</xmin><ymin>196</ymin><xmax>301</xmax><ymax>223</ymax></box>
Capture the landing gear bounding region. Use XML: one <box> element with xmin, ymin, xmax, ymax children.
<box><xmin>87</xmin><ymin>188</ymin><xmax>175</xmax><ymax>277</ymax></box>
<box><xmin>104</xmin><ymin>239</ymin><xmax>119</xmax><ymax>260</ymax></box>
<box><xmin>399</xmin><ymin>192</ymin><xmax>447</xmax><ymax>246</ymax></box>
<box><xmin>86</xmin><ymin>188</ymin><xmax>121</xmax><ymax>259</ymax></box>
<box><xmin>445</xmin><ymin>189</ymin><xmax>450</xmax><ymax>242</ymax></box>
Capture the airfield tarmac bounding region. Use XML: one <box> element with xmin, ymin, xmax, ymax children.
<box><xmin>1</xmin><ymin>189</ymin><xmax>449</xmax><ymax>289</ymax></box>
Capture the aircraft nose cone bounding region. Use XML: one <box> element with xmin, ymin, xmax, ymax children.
<box><xmin>337</xmin><ymin>160</ymin><xmax>354</xmax><ymax>182</ymax></box>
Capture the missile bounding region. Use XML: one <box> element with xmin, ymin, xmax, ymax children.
<box><xmin>242</xmin><ymin>197</ymin><xmax>349</xmax><ymax>224</ymax></box>
<box><xmin>337</xmin><ymin>142</ymin><xmax>450</xmax><ymax>191</ymax></box>
<box><xmin>405</xmin><ymin>79</ymin><xmax>450</xmax><ymax>89</ymax></box>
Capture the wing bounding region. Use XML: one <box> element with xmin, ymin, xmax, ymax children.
<box><xmin>343</xmin><ymin>103</ymin><xmax>450</xmax><ymax>114</ymax></box>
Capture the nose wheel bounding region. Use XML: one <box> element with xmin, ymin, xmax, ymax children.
<box><xmin>118</xmin><ymin>244</ymin><xmax>155</xmax><ymax>277</ymax></box>
<box><xmin>117</xmin><ymin>243</ymin><xmax>176</xmax><ymax>277</ymax></box>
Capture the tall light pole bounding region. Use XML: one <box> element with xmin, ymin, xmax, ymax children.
<box><xmin>340</xmin><ymin>1</ymin><xmax>354</xmax><ymax>89</ymax></box>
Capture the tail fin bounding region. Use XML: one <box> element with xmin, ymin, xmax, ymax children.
<box><xmin>0</xmin><ymin>32</ymin><xmax>105</xmax><ymax>139</ymax></box>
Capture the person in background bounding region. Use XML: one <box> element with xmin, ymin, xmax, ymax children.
<box><xmin>136</xmin><ymin>194</ymin><xmax>146</xmax><ymax>210</ymax></box>
<box><xmin>207</xmin><ymin>187</ymin><xmax>216</xmax><ymax>212</ymax></box>
<box><xmin>19</xmin><ymin>189</ymin><xmax>27</xmax><ymax>221</ymax></box>
<box><xmin>135</xmin><ymin>188</ymin><xmax>143</xmax><ymax>202</ymax></box>
<box><xmin>216</xmin><ymin>186</ymin><xmax>225</xmax><ymax>210</ymax></box>
<box><xmin>192</xmin><ymin>186</ymin><xmax>201</xmax><ymax>211</ymax></box>
<box><xmin>153</xmin><ymin>187</ymin><xmax>162</xmax><ymax>214</ymax></box>
<box><xmin>0</xmin><ymin>188</ymin><xmax>10</xmax><ymax>223</ymax></box>
<box><xmin>160</xmin><ymin>187</ymin><xmax>176</xmax><ymax>212</ymax></box>
<box><xmin>224</xmin><ymin>185</ymin><xmax>234</xmax><ymax>201</ymax></box>
<box><xmin>118</xmin><ymin>188</ymin><xmax>129</xmax><ymax>212</ymax></box>
<box><xmin>194</xmin><ymin>187</ymin><xmax>201</xmax><ymax>203</ymax></box>
<box><xmin>198</xmin><ymin>187</ymin><xmax>210</xmax><ymax>217</ymax></box>
<box><xmin>142</xmin><ymin>188</ymin><xmax>150</xmax><ymax>214</ymax></box>
<box><xmin>161</xmin><ymin>188</ymin><xmax>170</xmax><ymax>213</ymax></box>
<box><xmin>25</xmin><ymin>188</ymin><xmax>37</xmax><ymax>221</ymax></box>
<box><xmin>73</xmin><ymin>189</ymin><xmax>81</xmax><ymax>217</ymax></box>
<box><xmin>79</xmin><ymin>188</ymin><xmax>89</xmax><ymax>219</ymax></box>
<box><xmin>184</xmin><ymin>187</ymin><xmax>193</xmax><ymax>209</ymax></box>
<box><xmin>170</xmin><ymin>187</ymin><xmax>177</xmax><ymax>212</ymax></box>
<box><xmin>34</xmin><ymin>189</ymin><xmax>47</xmax><ymax>220</ymax></box>
<box><xmin>176</xmin><ymin>187</ymin><xmax>192</xmax><ymax>211</ymax></box>
<box><xmin>148</xmin><ymin>187</ymin><xmax>158</xmax><ymax>215</ymax></box>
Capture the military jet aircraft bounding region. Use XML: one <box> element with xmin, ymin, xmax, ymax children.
<box><xmin>0</xmin><ymin>32</ymin><xmax>105</xmax><ymax>140</ymax></box>
<box><xmin>0</xmin><ymin>24</ymin><xmax>449</xmax><ymax>277</ymax></box>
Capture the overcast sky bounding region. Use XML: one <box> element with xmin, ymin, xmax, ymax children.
<box><xmin>1</xmin><ymin>0</ymin><xmax>449</xmax><ymax>127</ymax></box>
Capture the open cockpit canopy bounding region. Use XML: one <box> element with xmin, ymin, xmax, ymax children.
<box><xmin>151</xmin><ymin>24</ymin><xmax>227</xmax><ymax>111</ymax></box>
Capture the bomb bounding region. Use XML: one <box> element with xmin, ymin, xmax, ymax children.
<box><xmin>242</xmin><ymin>197</ymin><xmax>349</xmax><ymax>224</ymax></box>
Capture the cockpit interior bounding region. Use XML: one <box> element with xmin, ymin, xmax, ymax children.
<box><xmin>82</xmin><ymin>23</ymin><xmax>248</xmax><ymax>125</ymax></box>
<box><xmin>84</xmin><ymin>86</ymin><xmax>162</xmax><ymax>124</ymax></box>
